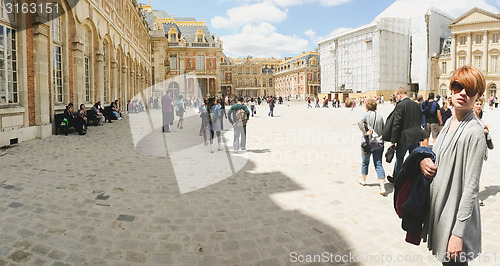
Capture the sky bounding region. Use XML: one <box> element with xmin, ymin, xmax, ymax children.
<box><xmin>146</xmin><ymin>0</ymin><xmax>500</xmax><ymax>59</ymax></box>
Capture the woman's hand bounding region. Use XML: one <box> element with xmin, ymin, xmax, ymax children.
<box><xmin>447</xmin><ymin>234</ymin><xmax>463</xmax><ymax>260</ymax></box>
<box><xmin>365</xmin><ymin>129</ymin><xmax>373</xmax><ymax>136</ymax></box>
<box><xmin>484</xmin><ymin>124</ymin><xmax>489</xmax><ymax>134</ymax></box>
<box><xmin>420</xmin><ymin>158</ymin><xmax>437</xmax><ymax>178</ymax></box>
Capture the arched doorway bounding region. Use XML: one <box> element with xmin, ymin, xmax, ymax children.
<box><xmin>168</xmin><ymin>82</ymin><xmax>180</xmax><ymax>100</ymax></box>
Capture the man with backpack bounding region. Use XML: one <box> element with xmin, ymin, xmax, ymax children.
<box><xmin>228</xmin><ymin>97</ymin><xmax>250</xmax><ymax>153</ymax></box>
<box><xmin>421</xmin><ymin>92</ymin><xmax>442</xmax><ymax>147</ymax></box>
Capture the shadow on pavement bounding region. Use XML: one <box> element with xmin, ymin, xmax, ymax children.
<box><xmin>479</xmin><ymin>185</ymin><xmax>500</xmax><ymax>201</ymax></box>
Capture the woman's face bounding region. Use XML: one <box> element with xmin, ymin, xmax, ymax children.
<box><xmin>473</xmin><ymin>101</ymin><xmax>482</xmax><ymax>115</ymax></box>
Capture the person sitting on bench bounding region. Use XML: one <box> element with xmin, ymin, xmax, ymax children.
<box><xmin>63</xmin><ymin>103</ymin><xmax>86</xmax><ymax>135</ymax></box>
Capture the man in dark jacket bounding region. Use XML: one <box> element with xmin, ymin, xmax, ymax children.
<box><xmin>161</xmin><ymin>91</ymin><xmax>174</xmax><ymax>132</ymax></box>
<box><xmin>228</xmin><ymin>97</ymin><xmax>250</xmax><ymax>153</ymax></box>
<box><xmin>388</xmin><ymin>87</ymin><xmax>426</xmax><ymax>183</ymax></box>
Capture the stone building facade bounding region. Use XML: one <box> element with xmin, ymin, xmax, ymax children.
<box><xmin>436</xmin><ymin>7</ymin><xmax>500</xmax><ymax>100</ymax></box>
<box><xmin>274</xmin><ymin>51</ymin><xmax>320</xmax><ymax>98</ymax></box>
<box><xmin>141</xmin><ymin>5</ymin><xmax>223</xmax><ymax>99</ymax></box>
<box><xmin>230</xmin><ymin>57</ymin><xmax>278</xmax><ymax>97</ymax></box>
<box><xmin>0</xmin><ymin>0</ymin><xmax>152</xmax><ymax>146</ymax></box>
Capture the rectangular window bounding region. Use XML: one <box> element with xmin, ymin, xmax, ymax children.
<box><xmin>491</xmin><ymin>55</ymin><xmax>498</xmax><ymax>73</ymax></box>
<box><xmin>460</xmin><ymin>36</ymin><xmax>466</xmax><ymax>45</ymax></box>
<box><xmin>476</xmin><ymin>35</ymin><xmax>482</xmax><ymax>44</ymax></box>
<box><xmin>196</xmin><ymin>55</ymin><xmax>205</xmax><ymax>70</ymax></box>
<box><xmin>459</xmin><ymin>57</ymin><xmax>466</xmax><ymax>68</ymax></box>
<box><xmin>441</xmin><ymin>62</ymin><xmax>447</xmax><ymax>74</ymax></box>
<box><xmin>85</xmin><ymin>56</ymin><xmax>90</xmax><ymax>102</ymax></box>
<box><xmin>53</xmin><ymin>45</ymin><xmax>63</xmax><ymax>103</ymax></box>
<box><xmin>0</xmin><ymin>26</ymin><xmax>18</xmax><ymax>104</ymax></box>
<box><xmin>474</xmin><ymin>56</ymin><xmax>481</xmax><ymax>69</ymax></box>
<box><xmin>52</xmin><ymin>15</ymin><xmax>61</xmax><ymax>43</ymax></box>
<box><xmin>169</xmin><ymin>55</ymin><xmax>177</xmax><ymax>70</ymax></box>
<box><xmin>493</xmin><ymin>34</ymin><xmax>499</xmax><ymax>44</ymax></box>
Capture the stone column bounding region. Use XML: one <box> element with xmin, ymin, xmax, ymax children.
<box><xmin>72</xmin><ymin>37</ymin><xmax>84</xmax><ymax>105</ymax></box>
<box><xmin>111</xmin><ymin>59</ymin><xmax>118</xmax><ymax>102</ymax></box>
<box><xmin>466</xmin><ymin>32</ymin><xmax>472</xmax><ymax>65</ymax></box>
<box><xmin>451</xmin><ymin>33</ymin><xmax>456</xmax><ymax>73</ymax></box>
<box><xmin>130</xmin><ymin>69</ymin><xmax>135</xmax><ymax>99</ymax></box>
<box><xmin>483</xmin><ymin>30</ymin><xmax>488</xmax><ymax>73</ymax></box>
<box><xmin>121</xmin><ymin>65</ymin><xmax>128</xmax><ymax>107</ymax></box>
<box><xmin>96</xmin><ymin>50</ymin><xmax>104</xmax><ymax>103</ymax></box>
<box><xmin>32</xmin><ymin>19</ymin><xmax>50</xmax><ymax>126</ymax></box>
<box><xmin>137</xmin><ymin>73</ymin><xmax>141</xmax><ymax>97</ymax></box>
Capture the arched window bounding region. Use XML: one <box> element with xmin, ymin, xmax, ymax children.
<box><xmin>52</xmin><ymin>12</ymin><xmax>64</xmax><ymax>103</ymax></box>
<box><xmin>195</xmin><ymin>28</ymin><xmax>205</xmax><ymax>43</ymax></box>
<box><xmin>489</xmin><ymin>84</ymin><xmax>497</xmax><ymax>99</ymax></box>
<box><xmin>440</xmin><ymin>84</ymin><xmax>448</xmax><ymax>98</ymax></box>
<box><xmin>84</xmin><ymin>27</ymin><xmax>92</xmax><ymax>103</ymax></box>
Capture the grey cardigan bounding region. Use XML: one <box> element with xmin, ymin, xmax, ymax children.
<box><xmin>422</xmin><ymin>110</ymin><xmax>487</xmax><ymax>262</ymax></box>
<box><xmin>358</xmin><ymin>111</ymin><xmax>384</xmax><ymax>144</ymax></box>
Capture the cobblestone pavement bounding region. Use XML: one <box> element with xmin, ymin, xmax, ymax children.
<box><xmin>1</xmin><ymin>101</ymin><xmax>499</xmax><ymax>265</ymax></box>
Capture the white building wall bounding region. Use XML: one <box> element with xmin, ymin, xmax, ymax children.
<box><xmin>319</xmin><ymin>39</ymin><xmax>336</xmax><ymax>93</ymax></box>
<box><xmin>379</xmin><ymin>18</ymin><xmax>410</xmax><ymax>92</ymax></box>
<box><xmin>336</xmin><ymin>25</ymin><xmax>378</xmax><ymax>93</ymax></box>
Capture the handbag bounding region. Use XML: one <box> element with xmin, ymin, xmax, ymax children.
<box><xmin>361</xmin><ymin>135</ymin><xmax>371</xmax><ymax>155</ymax></box>
<box><xmin>361</xmin><ymin>112</ymin><xmax>380</xmax><ymax>155</ymax></box>
<box><xmin>385</xmin><ymin>144</ymin><xmax>396</xmax><ymax>163</ymax></box>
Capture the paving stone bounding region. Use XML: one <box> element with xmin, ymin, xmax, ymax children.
<box><xmin>103</xmin><ymin>250</ymin><xmax>123</xmax><ymax>261</ymax></box>
<box><xmin>30</xmin><ymin>244</ymin><xmax>51</xmax><ymax>256</ymax></box>
<box><xmin>116</xmin><ymin>215</ymin><xmax>135</xmax><ymax>222</ymax></box>
<box><xmin>255</xmin><ymin>258</ymin><xmax>282</xmax><ymax>266</ymax></box>
<box><xmin>80</xmin><ymin>235</ymin><xmax>99</xmax><ymax>245</ymax></box>
<box><xmin>159</xmin><ymin>242</ymin><xmax>183</xmax><ymax>254</ymax></box>
<box><xmin>125</xmin><ymin>250</ymin><xmax>147</xmax><ymax>263</ymax></box>
<box><xmin>51</xmin><ymin>262</ymin><xmax>71</xmax><ymax>266</ymax></box>
<box><xmin>8</xmin><ymin>202</ymin><xmax>24</xmax><ymax>209</ymax></box>
<box><xmin>150</xmin><ymin>253</ymin><xmax>174</xmax><ymax>264</ymax></box>
<box><xmin>47</xmin><ymin>249</ymin><xmax>67</xmax><ymax>260</ymax></box>
<box><xmin>8</xmin><ymin>250</ymin><xmax>32</xmax><ymax>263</ymax></box>
<box><xmin>0</xmin><ymin>246</ymin><xmax>13</xmax><ymax>256</ymax></box>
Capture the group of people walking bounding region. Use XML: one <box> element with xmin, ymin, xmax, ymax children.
<box><xmin>161</xmin><ymin>92</ymin><xmax>251</xmax><ymax>154</ymax></box>
<box><xmin>358</xmin><ymin>65</ymin><xmax>493</xmax><ymax>265</ymax></box>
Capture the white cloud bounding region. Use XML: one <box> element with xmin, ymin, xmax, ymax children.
<box><xmin>273</xmin><ymin>0</ymin><xmax>351</xmax><ymax>7</ymax></box>
<box><xmin>211</xmin><ymin>3</ymin><xmax>287</xmax><ymax>29</ymax></box>
<box><xmin>304</xmin><ymin>29</ymin><xmax>316</xmax><ymax>38</ymax></box>
<box><xmin>220</xmin><ymin>22</ymin><xmax>309</xmax><ymax>58</ymax></box>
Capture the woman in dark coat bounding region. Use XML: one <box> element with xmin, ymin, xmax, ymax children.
<box><xmin>63</xmin><ymin>103</ymin><xmax>85</xmax><ymax>135</ymax></box>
